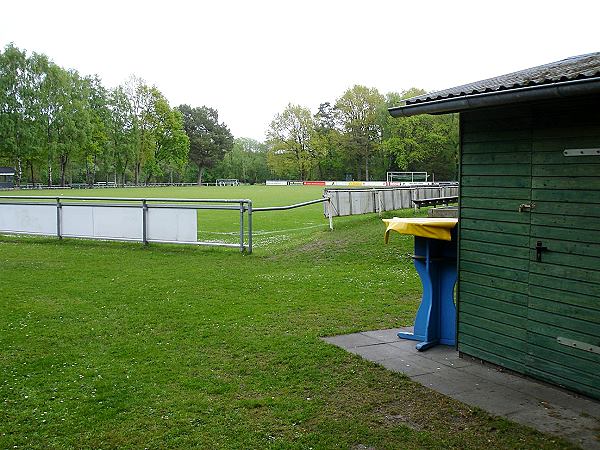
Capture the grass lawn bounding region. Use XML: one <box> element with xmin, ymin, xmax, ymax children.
<box><xmin>0</xmin><ymin>186</ymin><xmax>576</xmax><ymax>449</ymax></box>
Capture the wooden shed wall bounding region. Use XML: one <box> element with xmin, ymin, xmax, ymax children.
<box><xmin>458</xmin><ymin>96</ymin><xmax>600</xmax><ymax>398</ymax></box>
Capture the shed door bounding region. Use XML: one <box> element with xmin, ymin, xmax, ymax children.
<box><xmin>527</xmin><ymin>110</ymin><xmax>600</xmax><ymax>398</ymax></box>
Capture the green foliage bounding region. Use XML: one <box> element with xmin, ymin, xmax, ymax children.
<box><xmin>0</xmin><ymin>45</ymin><xmax>192</xmax><ymax>186</ymax></box>
<box><xmin>1</xmin><ymin>43</ymin><xmax>459</xmax><ymax>186</ymax></box>
<box><xmin>335</xmin><ymin>85</ymin><xmax>385</xmax><ymax>181</ymax></box>
<box><xmin>381</xmin><ymin>90</ymin><xmax>458</xmax><ymax>180</ymax></box>
<box><xmin>264</xmin><ymin>86</ymin><xmax>459</xmax><ymax>183</ymax></box>
<box><xmin>266</xmin><ymin>103</ymin><xmax>318</xmax><ymax>180</ymax></box>
<box><xmin>178</xmin><ymin>104</ymin><xmax>233</xmax><ymax>184</ymax></box>
<box><xmin>215</xmin><ymin>138</ymin><xmax>271</xmax><ymax>183</ymax></box>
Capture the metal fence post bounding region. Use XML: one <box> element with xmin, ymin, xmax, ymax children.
<box><xmin>239</xmin><ymin>201</ymin><xmax>245</xmax><ymax>252</ymax></box>
<box><xmin>327</xmin><ymin>196</ymin><xmax>334</xmax><ymax>231</ymax></box>
<box><xmin>56</xmin><ymin>197</ymin><xmax>62</xmax><ymax>239</ymax></box>
<box><xmin>247</xmin><ymin>200</ymin><xmax>253</xmax><ymax>254</ymax></box>
<box><xmin>142</xmin><ymin>200</ymin><xmax>148</xmax><ymax>245</ymax></box>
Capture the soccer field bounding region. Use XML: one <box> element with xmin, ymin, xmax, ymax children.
<box><xmin>4</xmin><ymin>185</ymin><xmax>332</xmax><ymax>250</ymax></box>
<box><xmin>0</xmin><ymin>186</ymin><xmax>565</xmax><ymax>449</ymax></box>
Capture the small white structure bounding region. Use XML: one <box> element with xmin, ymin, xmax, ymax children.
<box><xmin>215</xmin><ymin>179</ymin><xmax>239</xmax><ymax>186</ymax></box>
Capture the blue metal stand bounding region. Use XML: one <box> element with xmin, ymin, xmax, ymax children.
<box><xmin>398</xmin><ymin>228</ymin><xmax>457</xmax><ymax>351</ymax></box>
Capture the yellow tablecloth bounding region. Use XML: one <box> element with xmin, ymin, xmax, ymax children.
<box><xmin>383</xmin><ymin>218</ymin><xmax>458</xmax><ymax>243</ymax></box>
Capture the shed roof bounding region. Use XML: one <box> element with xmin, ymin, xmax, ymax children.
<box><xmin>389</xmin><ymin>52</ymin><xmax>600</xmax><ymax>117</ymax></box>
<box><xmin>0</xmin><ymin>167</ymin><xmax>15</xmax><ymax>175</ymax></box>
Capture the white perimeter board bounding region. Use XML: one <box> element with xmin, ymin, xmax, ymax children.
<box><xmin>147</xmin><ymin>208</ymin><xmax>197</xmax><ymax>243</ymax></box>
<box><xmin>0</xmin><ymin>204</ymin><xmax>57</xmax><ymax>235</ymax></box>
<box><xmin>62</xmin><ymin>206</ymin><xmax>143</xmax><ymax>240</ymax></box>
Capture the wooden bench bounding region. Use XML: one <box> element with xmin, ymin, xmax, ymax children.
<box><xmin>412</xmin><ymin>196</ymin><xmax>458</xmax><ymax>211</ymax></box>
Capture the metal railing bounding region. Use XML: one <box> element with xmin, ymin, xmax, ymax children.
<box><xmin>0</xmin><ymin>194</ymin><xmax>335</xmax><ymax>254</ymax></box>
<box><xmin>253</xmin><ymin>196</ymin><xmax>334</xmax><ymax>232</ymax></box>
<box><xmin>0</xmin><ymin>196</ymin><xmax>252</xmax><ymax>252</ymax></box>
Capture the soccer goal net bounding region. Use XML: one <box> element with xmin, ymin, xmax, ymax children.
<box><xmin>386</xmin><ymin>172</ymin><xmax>429</xmax><ymax>184</ymax></box>
<box><xmin>216</xmin><ymin>179</ymin><xmax>240</xmax><ymax>186</ymax></box>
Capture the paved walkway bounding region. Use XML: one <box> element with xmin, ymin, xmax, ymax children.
<box><xmin>322</xmin><ymin>327</ymin><xmax>600</xmax><ymax>450</ymax></box>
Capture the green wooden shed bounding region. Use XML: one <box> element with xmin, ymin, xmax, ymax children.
<box><xmin>389</xmin><ymin>53</ymin><xmax>600</xmax><ymax>399</ymax></box>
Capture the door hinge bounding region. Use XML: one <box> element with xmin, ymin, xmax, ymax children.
<box><xmin>519</xmin><ymin>202</ymin><xmax>535</xmax><ymax>212</ymax></box>
<box><xmin>557</xmin><ymin>337</ymin><xmax>600</xmax><ymax>355</ymax></box>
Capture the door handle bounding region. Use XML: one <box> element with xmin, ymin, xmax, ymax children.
<box><xmin>535</xmin><ymin>241</ymin><xmax>548</xmax><ymax>262</ymax></box>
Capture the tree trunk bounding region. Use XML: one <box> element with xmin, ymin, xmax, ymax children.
<box><xmin>197</xmin><ymin>166</ymin><xmax>205</xmax><ymax>186</ymax></box>
<box><xmin>60</xmin><ymin>155</ymin><xmax>68</xmax><ymax>187</ymax></box>
<box><xmin>47</xmin><ymin>159</ymin><xmax>53</xmax><ymax>188</ymax></box>
<box><xmin>365</xmin><ymin>156</ymin><xmax>369</xmax><ymax>182</ymax></box>
<box><xmin>29</xmin><ymin>161</ymin><xmax>35</xmax><ymax>187</ymax></box>
<box><xmin>15</xmin><ymin>157</ymin><xmax>22</xmax><ymax>187</ymax></box>
<box><xmin>134</xmin><ymin>162</ymin><xmax>141</xmax><ymax>185</ymax></box>
<box><xmin>92</xmin><ymin>155</ymin><xmax>97</xmax><ymax>186</ymax></box>
<box><xmin>85</xmin><ymin>159</ymin><xmax>91</xmax><ymax>186</ymax></box>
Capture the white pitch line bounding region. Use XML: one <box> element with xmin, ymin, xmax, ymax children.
<box><xmin>200</xmin><ymin>224</ymin><xmax>326</xmax><ymax>236</ymax></box>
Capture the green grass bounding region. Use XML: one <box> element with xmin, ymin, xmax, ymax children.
<box><xmin>0</xmin><ymin>186</ymin><xmax>576</xmax><ymax>449</ymax></box>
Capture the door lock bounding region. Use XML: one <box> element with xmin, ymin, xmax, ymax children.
<box><xmin>519</xmin><ymin>202</ymin><xmax>535</xmax><ymax>212</ymax></box>
<box><xmin>535</xmin><ymin>241</ymin><xmax>548</xmax><ymax>262</ymax></box>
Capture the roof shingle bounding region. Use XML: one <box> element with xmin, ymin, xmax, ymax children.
<box><xmin>404</xmin><ymin>52</ymin><xmax>600</xmax><ymax>106</ymax></box>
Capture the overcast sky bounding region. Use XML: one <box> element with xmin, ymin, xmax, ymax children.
<box><xmin>1</xmin><ymin>0</ymin><xmax>598</xmax><ymax>141</ymax></box>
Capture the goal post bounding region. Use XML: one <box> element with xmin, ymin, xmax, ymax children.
<box><xmin>215</xmin><ymin>179</ymin><xmax>240</xmax><ymax>186</ymax></box>
<box><xmin>386</xmin><ymin>172</ymin><xmax>429</xmax><ymax>185</ymax></box>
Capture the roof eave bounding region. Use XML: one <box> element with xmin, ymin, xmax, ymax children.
<box><xmin>388</xmin><ymin>77</ymin><xmax>600</xmax><ymax>118</ymax></box>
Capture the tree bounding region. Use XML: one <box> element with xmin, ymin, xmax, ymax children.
<box><xmin>216</xmin><ymin>138</ymin><xmax>270</xmax><ymax>183</ymax></box>
<box><xmin>381</xmin><ymin>88</ymin><xmax>459</xmax><ymax>181</ymax></box>
<box><xmin>0</xmin><ymin>44</ymin><xmax>39</xmax><ymax>186</ymax></box>
<box><xmin>266</xmin><ymin>104</ymin><xmax>316</xmax><ymax>180</ymax></box>
<box><xmin>146</xmin><ymin>92</ymin><xmax>189</xmax><ymax>183</ymax></box>
<box><xmin>311</xmin><ymin>102</ymin><xmax>344</xmax><ymax>179</ymax></box>
<box><xmin>124</xmin><ymin>76</ymin><xmax>157</xmax><ymax>184</ymax></box>
<box><xmin>55</xmin><ymin>70</ymin><xmax>91</xmax><ymax>186</ymax></box>
<box><xmin>106</xmin><ymin>86</ymin><xmax>134</xmax><ymax>184</ymax></box>
<box><xmin>335</xmin><ymin>85</ymin><xmax>385</xmax><ymax>181</ymax></box>
<box><xmin>81</xmin><ymin>75</ymin><xmax>110</xmax><ymax>186</ymax></box>
<box><xmin>177</xmin><ymin>104</ymin><xmax>233</xmax><ymax>185</ymax></box>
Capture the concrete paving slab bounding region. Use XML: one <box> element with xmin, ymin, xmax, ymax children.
<box><xmin>452</xmin><ymin>383</ymin><xmax>540</xmax><ymax>416</ymax></box>
<box><xmin>321</xmin><ymin>333</ymin><xmax>382</xmax><ymax>350</ymax></box>
<box><xmin>348</xmin><ymin>343</ymin><xmax>407</xmax><ymax>362</ymax></box>
<box><xmin>379</xmin><ymin>354</ymin><xmax>445</xmax><ymax>377</ymax></box>
<box><xmin>323</xmin><ymin>328</ymin><xmax>600</xmax><ymax>449</ymax></box>
<box><xmin>506</xmin><ymin>402</ymin><xmax>599</xmax><ymax>434</ymax></box>
<box><xmin>508</xmin><ymin>378</ymin><xmax>600</xmax><ymax>419</ymax></box>
<box><xmin>416</xmin><ymin>345</ymin><xmax>472</xmax><ymax>368</ymax></box>
<box><xmin>388</xmin><ymin>338</ymin><xmax>422</xmax><ymax>351</ymax></box>
<box><xmin>360</xmin><ymin>328</ymin><xmax>408</xmax><ymax>343</ymax></box>
<box><xmin>457</xmin><ymin>361</ymin><xmax>525</xmax><ymax>386</ymax></box>
<box><xmin>411</xmin><ymin>370</ymin><xmax>493</xmax><ymax>396</ymax></box>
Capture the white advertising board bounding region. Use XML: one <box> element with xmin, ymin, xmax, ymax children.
<box><xmin>147</xmin><ymin>208</ymin><xmax>197</xmax><ymax>243</ymax></box>
<box><xmin>61</xmin><ymin>206</ymin><xmax>143</xmax><ymax>240</ymax></box>
<box><xmin>0</xmin><ymin>204</ymin><xmax>57</xmax><ymax>235</ymax></box>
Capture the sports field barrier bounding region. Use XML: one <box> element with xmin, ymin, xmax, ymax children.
<box><xmin>324</xmin><ymin>184</ymin><xmax>459</xmax><ymax>217</ymax></box>
<box><xmin>0</xmin><ymin>195</ymin><xmax>336</xmax><ymax>254</ymax></box>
